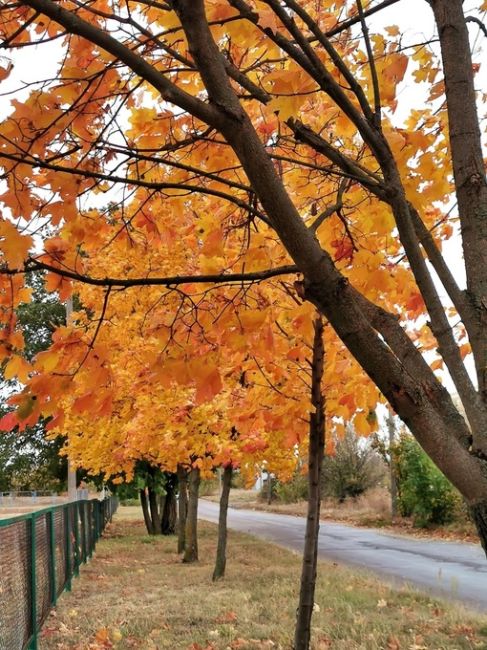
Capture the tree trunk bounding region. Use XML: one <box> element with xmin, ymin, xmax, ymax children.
<box><xmin>213</xmin><ymin>464</ymin><xmax>233</xmax><ymax>581</ymax></box>
<box><xmin>267</xmin><ymin>471</ymin><xmax>272</xmax><ymax>504</ymax></box>
<box><xmin>386</xmin><ymin>412</ymin><xmax>398</xmax><ymax>519</ymax></box>
<box><xmin>177</xmin><ymin>465</ymin><xmax>188</xmax><ymax>553</ymax></box>
<box><xmin>161</xmin><ymin>480</ymin><xmax>177</xmax><ymax>535</ymax></box>
<box><xmin>173</xmin><ymin>0</ymin><xmax>487</xmax><ymax>555</ymax></box>
<box><xmin>148</xmin><ymin>486</ymin><xmax>161</xmax><ymax>533</ymax></box>
<box><xmin>294</xmin><ymin>315</ymin><xmax>325</xmax><ymax>650</ymax></box>
<box><xmin>183</xmin><ymin>466</ymin><xmax>200</xmax><ymax>563</ymax></box>
<box><xmin>140</xmin><ymin>489</ymin><xmax>154</xmax><ymax>535</ymax></box>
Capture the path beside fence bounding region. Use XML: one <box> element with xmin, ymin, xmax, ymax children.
<box><xmin>0</xmin><ymin>496</ymin><xmax>118</xmax><ymax>650</ymax></box>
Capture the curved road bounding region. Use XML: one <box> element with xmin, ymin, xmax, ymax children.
<box><xmin>198</xmin><ymin>501</ymin><xmax>487</xmax><ymax>611</ymax></box>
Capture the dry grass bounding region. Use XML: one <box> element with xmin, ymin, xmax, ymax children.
<box><xmin>38</xmin><ymin>505</ymin><xmax>487</xmax><ymax>650</ymax></box>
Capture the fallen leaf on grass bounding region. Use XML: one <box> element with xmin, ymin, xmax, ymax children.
<box><xmin>386</xmin><ymin>635</ymin><xmax>401</xmax><ymax>649</ymax></box>
<box><xmin>111</xmin><ymin>628</ymin><xmax>123</xmax><ymax>643</ymax></box>
<box><xmin>94</xmin><ymin>627</ymin><xmax>113</xmax><ymax>648</ymax></box>
<box><xmin>216</xmin><ymin>610</ymin><xmax>238</xmax><ymax>623</ymax></box>
<box><xmin>40</xmin><ymin>625</ymin><xmax>59</xmax><ymax>638</ymax></box>
<box><xmin>316</xmin><ymin>638</ymin><xmax>332</xmax><ymax>649</ymax></box>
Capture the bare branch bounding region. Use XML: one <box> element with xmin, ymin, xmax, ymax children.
<box><xmin>466</xmin><ymin>15</ymin><xmax>487</xmax><ymax>39</ymax></box>
<box><xmin>19</xmin><ymin>0</ymin><xmax>223</xmax><ymax>128</ymax></box>
<box><xmin>6</xmin><ymin>258</ymin><xmax>300</xmax><ymax>288</ymax></box>
<box><xmin>356</xmin><ymin>0</ymin><xmax>381</xmax><ymax>127</ymax></box>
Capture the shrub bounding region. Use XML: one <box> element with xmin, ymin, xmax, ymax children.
<box><xmin>274</xmin><ymin>473</ymin><xmax>308</xmax><ymax>503</ymax></box>
<box><xmin>120</xmin><ymin>497</ymin><xmax>139</xmax><ymax>506</ymax></box>
<box><xmin>199</xmin><ymin>477</ymin><xmax>219</xmax><ymax>496</ymax></box>
<box><xmin>322</xmin><ymin>428</ymin><xmax>386</xmax><ymax>501</ymax></box>
<box><xmin>393</xmin><ymin>433</ymin><xmax>461</xmax><ymax>527</ymax></box>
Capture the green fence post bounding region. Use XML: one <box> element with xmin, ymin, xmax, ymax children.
<box><xmin>88</xmin><ymin>501</ymin><xmax>93</xmax><ymax>558</ymax></box>
<box><xmin>48</xmin><ymin>511</ymin><xmax>57</xmax><ymax>606</ymax></box>
<box><xmin>94</xmin><ymin>501</ymin><xmax>100</xmax><ymax>543</ymax></box>
<box><xmin>73</xmin><ymin>502</ymin><xmax>81</xmax><ymax>577</ymax></box>
<box><xmin>80</xmin><ymin>502</ymin><xmax>87</xmax><ymax>563</ymax></box>
<box><xmin>65</xmin><ymin>504</ymin><xmax>72</xmax><ymax>592</ymax></box>
<box><xmin>29</xmin><ymin>513</ymin><xmax>38</xmax><ymax>650</ymax></box>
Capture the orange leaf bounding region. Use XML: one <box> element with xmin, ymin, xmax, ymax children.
<box><xmin>4</xmin><ymin>355</ymin><xmax>31</xmax><ymax>383</ymax></box>
<box><xmin>0</xmin><ymin>411</ymin><xmax>18</xmax><ymax>431</ymax></box>
<box><xmin>194</xmin><ymin>366</ymin><xmax>223</xmax><ymax>404</ymax></box>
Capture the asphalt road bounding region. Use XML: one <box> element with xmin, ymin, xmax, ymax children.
<box><xmin>198</xmin><ymin>500</ymin><xmax>487</xmax><ymax>611</ymax></box>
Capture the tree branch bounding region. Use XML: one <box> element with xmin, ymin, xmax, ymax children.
<box><xmin>19</xmin><ymin>0</ymin><xmax>223</xmax><ymax>129</ymax></box>
<box><xmin>7</xmin><ymin>258</ymin><xmax>300</xmax><ymax>288</ymax></box>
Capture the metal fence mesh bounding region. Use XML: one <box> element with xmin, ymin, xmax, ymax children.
<box><xmin>0</xmin><ymin>497</ymin><xmax>118</xmax><ymax>650</ymax></box>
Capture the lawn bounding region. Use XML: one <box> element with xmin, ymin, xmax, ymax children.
<box><xmin>39</xmin><ymin>505</ymin><xmax>487</xmax><ymax>649</ymax></box>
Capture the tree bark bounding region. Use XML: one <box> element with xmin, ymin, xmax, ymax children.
<box><xmin>160</xmin><ymin>473</ymin><xmax>177</xmax><ymax>535</ymax></box>
<box><xmin>294</xmin><ymin>315</ymin><xmax>325</xmax><ymax>650</ymax></box>
<box><xmin>148</xmin><ymin>486</ymin><xmax>161</xmax><ymax>534</ymax></box>
<box><xmin>182</xmin><ymin>466</ymin><xmax>200</xmax><ymax>563</ymax></box>
<box><xmin>213</xmin><ymin>464</ymin><xmax>233</xmax><ymax>581</ymax></box>
<box><xmin>386</xmin><ymin>413</ymin><xmax>398</xmax><ymax>519</ymax></box>
<box><xmin>140</xmin><ymin>489</ymin><xmax>154</xmax><ymax>535</ymax></box>
<box><xmin>427</xmin><ymin>0</ymin><xmax>487</xmax><ymax>427</ymax></box>
<box><xmin>177</xmin><ymin>465</ymin><xmax>188</xmax><ymax>553</ymax></box>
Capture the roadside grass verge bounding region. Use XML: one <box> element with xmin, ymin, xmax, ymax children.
<box><xmin>205</xmin><ymin>489</ymin><xmax>478</xmax><ymax>543</ymax></box>
<box><xmin>40</xmin><ymin>506</ymin><xmax>487</xmax><ymax>649</ymax></box>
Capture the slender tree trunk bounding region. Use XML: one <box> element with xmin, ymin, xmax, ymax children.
<box><xmin>140</xmin><ymin>489</ymin><xmax>154</xmax><ymax>535</ymax></box>
<box><xmin>213</xmin><ymin>464</ymin><xmax>233</xmax><ymax>581</ymax></box>
<box><xmin>386</xmin><ymin>412</ymin><xmax>398</xmax><ymax>518</ymax></box>
<box><xmin>267</xmin><ymin>471</ymin><xmax>272</xmax><ymax>504</ymax></box>
<box><xmin>183</xmin><ymin>466</ymin><xmax>200</xmax><ymax>563</ymax></box>
<box><xmin>294</xmin><ymin>315</ymin><xmax>325</xmax><ymax>650</ymax></box>
<box><xmin>161</xmin><ymin>481</ymin><xmax>177</xmax><ymax>535</ymax></box>
<box><xmin>148</xmin><ymin>487</ymin><xmax>161</xmax><ymax>533</ymax></box>
<box><xmin>177</xmin><ymin>465</ymin><xmax>188</xmax><ymax>553</ymax></box>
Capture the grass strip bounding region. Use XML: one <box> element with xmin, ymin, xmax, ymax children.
<box><xmin>39</xmin><ymin>506</ymin><xmax>487</xmax><ymax>649</ymax></box>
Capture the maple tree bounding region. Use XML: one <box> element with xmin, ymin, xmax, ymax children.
<box><xmin>0</xmin><ymin>0</ymin><xmax>486</xmax><ymax>551</ymax></box>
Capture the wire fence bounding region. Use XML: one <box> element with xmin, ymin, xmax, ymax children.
<box><xmin>0</xmin><ymin>496</ymin><xmax>118</xmax><ymax>650</ymax></box>
<box><xmin>0</xmin><ymin>492</ymin><xmax>65</xmax><ymax>506</ymax></box>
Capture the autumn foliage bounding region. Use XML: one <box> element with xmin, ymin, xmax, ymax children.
<box><xmin>0</xmin><ymin>0</ymin><xmax>486</xmax><ymax>546</ymax></box>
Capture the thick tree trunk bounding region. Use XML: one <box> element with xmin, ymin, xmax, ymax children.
<box><xmin>177</xmin><ymin>465</ymin><xmax>188</xmax><ymax>553</ymax></box>
<box><xmin>183</xmin><ymin>466</ymin><xmax>200</xmax><ymax>563</ymax></box>
<box><xmin>213</xmin><ymin>464</ymin><xmax>233</xmax><ymax>581</ymax></box>
<box><xmin>386</xmin><ymin>413</ymin><xmax>398</xmax><ymax>518</ymax></box>
<box><xmin>294</xmin><ymin>315</ymin><xmax>325</xmax><ymax>650</ymax></box>
<box><xmin>161</xmin><ymin>474</ymin><xmax>177</xmax><ymax>535</ymax></box>
<box><xmin>140</xmin><ymin>489</ymin><xmax>154</xmax><ymax>535</ymax></box>
<box><xmin>471</xmin><ymin>503</ymin><xmax>487</xmax><ymax>555</ymax></box>
<box><xmin>161</xmin><ymin>491</ymin><xmax>177</xmax><ymax>535</ymax></box>
<box><xmin>148</xmin><ymin>486</ymin><xmax>161</xmax><ymax>533</ymax></box>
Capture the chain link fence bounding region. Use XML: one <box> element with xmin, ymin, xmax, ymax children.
<box><xmin>0</xmin><ymin>496</ymin><xmax>118</xmax><ymax>650</ymax></box>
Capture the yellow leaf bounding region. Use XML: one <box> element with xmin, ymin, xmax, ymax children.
<box><xmin>4</xmin><ymin>355</ymin><xmax>31</xmax><ymax>383</ymax></box>
<box><xmin>35</xmin><ymin>349</ymin><xmax>59</xmax><ymax>373</ymax></box>
<box><xmin>354</xmin><ymin>412</ymin><xmax>372</xmax><ymax>436</ymax></box>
